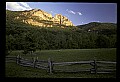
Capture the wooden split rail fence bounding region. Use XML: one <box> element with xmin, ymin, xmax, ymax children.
<box><xmin>6</xmin><ymin>55</ymin><xmax>116</xmax><ymax>74</ymax></box>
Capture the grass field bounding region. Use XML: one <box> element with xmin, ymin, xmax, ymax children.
<box><xmin>5</xmin><ymin>48</ymin><xmax>116</xmax><ymax>78</ymax></box>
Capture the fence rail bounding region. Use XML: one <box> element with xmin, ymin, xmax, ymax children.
<box><xmin>53</xmin><ymin>61</ymin><xmax>93</xmax><ymax>65</ymax></box>
<box><xmin>6</xmin><ymin>55</ymin><xmax>116</xmax><ymax>74</ymax></box>
<box><xmin>97</xmin><ymin>61</ymin><xmax>116</xmax><ymax>64</ymax></box>
<box><xmin>5</xmin><ymin>56</ymin><xmax>16</xmax><ymax>63</ymax></box>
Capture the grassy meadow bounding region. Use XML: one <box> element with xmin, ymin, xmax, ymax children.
<box><xmin>5</xmin><ymin>48</ymin><xmax>116</xmax><ymax>78</ymax></box>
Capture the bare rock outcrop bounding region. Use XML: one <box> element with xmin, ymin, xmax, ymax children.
<box><xmin>14</xmin><ymin>9</ymin><xmax>74</xmax><ymax>27</ymax></box>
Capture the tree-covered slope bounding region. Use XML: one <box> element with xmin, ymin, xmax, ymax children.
<box><xmin>76</xmin><ymin>22</ymin><xmax>116</xmax><ymax>33</ymax></box>
<box><xmin>6</xmin><ymin>10</ymin><xmax>117</xmax><ymax>55</ymax></box>
<box><xmin>77</xmin><ymin>22</ymin><xmax>116</xmax><ymax>30</ymax></box>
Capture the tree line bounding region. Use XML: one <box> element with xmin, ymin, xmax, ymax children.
<box><xmin>6</xmin><ymin>24</ymin><xmax>116</xmax><ymax>55</ymax></box>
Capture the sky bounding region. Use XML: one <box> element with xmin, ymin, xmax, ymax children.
<box><xmin>6</xmin><ymin>2</ymin><xmax>117</xmax><ymax>26</ymax></box>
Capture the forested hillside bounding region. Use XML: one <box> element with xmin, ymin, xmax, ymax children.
<box><xmin>76</xmin><ymin>22</ymin><xmax>117</xmax><ymax>35</ymax></box>
<box><xmin>6</xmin><ymin>10</ymin><xmax>117</xmax><ymax>55</ymax></box>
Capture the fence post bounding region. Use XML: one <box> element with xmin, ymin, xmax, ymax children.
<box><xmin>16</xmin><ymin>55</ymin><xmax>20</xmax><ymax>64</ymax></box>
<box><xmin>16</xmin><ymin>55</ymin><xmax>18</xmax><ymax>64</ymax></box>
<box><xmin>33</xmin><ymin>57</ymin><xmax>36</xmax><ymax>68</ymax></box>
<box><xmin>48</xmin><ymin>58</ymin><xmax>53</xmax><ymax>74</ymax></box>
<box><xmin>93</xmin><ymin>60</ymin><xmax>97</xmax><ymax>74</ymax></box>
<box><xmin>36</xmin><ymin>57</ymin><xmax>38</xmax><ymax>61</ymax></box>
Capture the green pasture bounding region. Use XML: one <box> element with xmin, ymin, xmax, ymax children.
<box><xmin>5</xmin><ymin>48</ymin><xmax>116</xmax><ymax>78</ymax></box>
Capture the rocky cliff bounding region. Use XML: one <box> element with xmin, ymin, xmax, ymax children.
<box><xmin>14</xmin><ymin>9</ymin><xmax>74</xmax><ymax>28</ymax></box>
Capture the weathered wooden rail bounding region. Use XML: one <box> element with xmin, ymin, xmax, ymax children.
<box><xmin>5</xmin><ymin>56</ymin><xmax>16</xmax><ymax>62</ymax></box>
<box><xmin>6</xmin><ymin>55</ymin><xmax>116</xmax><ymax>74</ymax></box>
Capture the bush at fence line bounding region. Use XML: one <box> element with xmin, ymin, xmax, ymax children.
<box><xmin>22</xmin><ymin>50</ymin><xmax>29</xmax><ymax>54</ymax></box>
<box><xmin>6</xmin><ymin>49</ymin><xmax>12</xmax><ymax>56</ymax></box>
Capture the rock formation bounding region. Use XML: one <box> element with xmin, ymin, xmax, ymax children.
<box><xmin>14</xmin><ymin>9</ymin><xmax>74</xmax><ymax>27</ymax></box>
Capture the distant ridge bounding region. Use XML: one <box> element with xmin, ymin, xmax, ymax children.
<box><xmin>76</xmin><ymin>22</ymin><xmax>117</xmax><ymax>32</ymax></box>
